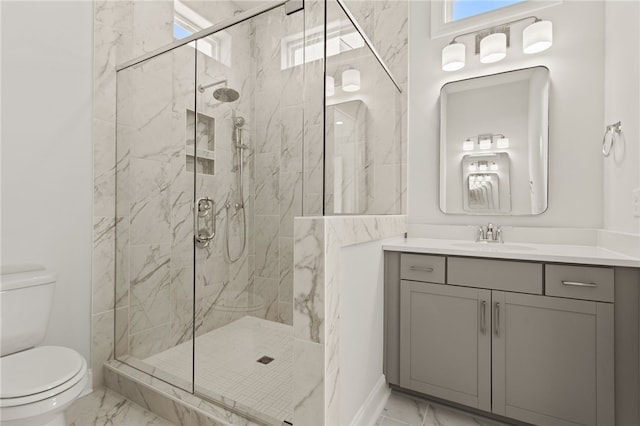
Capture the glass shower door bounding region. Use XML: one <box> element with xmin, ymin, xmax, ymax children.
<box><xmin>114</xmin><ymin>42</ymin><xmax>196</xmax><ymax>393</ymax></box>
<box><xmin>191</xmin><ymin>4</ymin><xmax>303</xmax><ymax>424</ymax></box>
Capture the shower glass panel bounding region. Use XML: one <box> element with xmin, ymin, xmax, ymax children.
<box><xmin>114</xmin><ymin>42</ymin><xmax>196</xmax><ymax>393</ymax></box>
<box><xmin>116</xmin><ymin>3</ymin><xmax>303</xmax><ymax>424</ymax></box>
<box><xmin>324</xmin><ymin>0</ymin><xmax>402</xmax><ymax>215</ymax></box>
<box><xmin>191</xmin><ymin>6</ymin><xmax>302</xmax><ymax>424</ymax></box>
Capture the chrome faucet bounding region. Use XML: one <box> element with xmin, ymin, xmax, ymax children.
<box><xmin>476</xmin><ymin>223</ymin><xmax>503</xmax><ymax>243</ymax></box>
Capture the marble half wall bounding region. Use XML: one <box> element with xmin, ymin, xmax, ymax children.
<box><xmin>293</xmin><ymin>215</ymin><xmax>407</xmax><ymax>425</ymax></box>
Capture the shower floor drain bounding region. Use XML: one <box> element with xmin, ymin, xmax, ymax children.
<box><xmin>257</xmin><ymin>356</ymin><xmax>274</xmax><ymax>364</ymax></box>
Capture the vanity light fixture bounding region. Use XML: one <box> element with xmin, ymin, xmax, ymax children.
<box><xmin>342</xmin><ymin>69</ymin><xmax>361</xmax><ymax>92</ymax></box>
<box><xmin>463</xmin><ymin>138</ymin><xmax>475</xmax><ymax>151</ymax></box>
<box><xmin>490</xmin><ymin>162</ymin><xmax>499</xmax><ymax>171</ymax></box>
<box><xmin>479</xmin><ymin>136</ymin><xmax>493</xmax><ymax>150</ymax></box>
<box><xmin>326</xmin><ymin>75</ymin><xmax>335</xmax><ymax>97</ymax></box>
<box><xmin>442</xmin><ymin>16</ymin><xmax>552</xmax><ymax>71</ymax></box>
<box><xmin>463</xmin><ymin>133</ymin><xmax>509</xmax><ymax>151</ymax></box>
<box><xmin>480</xmin><ymin>32</ymin><xmax>507</xmax><ymax>64</ymax></box>
<box><xmin>496</xmin><ymin>136</ymin><xmax>509</xmax><ymax>149</ymax></box>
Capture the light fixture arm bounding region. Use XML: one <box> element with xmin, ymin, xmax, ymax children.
<box><xmin>449</xmin><ymin>16</ymin><xmax>541</xmax><ymax>44</ymax></box>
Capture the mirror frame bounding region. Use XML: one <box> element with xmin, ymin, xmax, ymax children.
<box><xmin>438</xmin><ymin>66</ymin><xmax>550</xmax><ymax>216</ymax></box>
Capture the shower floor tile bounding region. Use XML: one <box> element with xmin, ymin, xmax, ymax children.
<box><xmin>144</xmin><ymin>316</ymin><xmax>293</xmax><ymax>423</ymax></box>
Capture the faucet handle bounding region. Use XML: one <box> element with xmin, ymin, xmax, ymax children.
<box><xmin>495</xmin><ymin>226</ymin><xmax>503</xmax><ymax>243</ymax></box>
<box><xmin>476</xmin><ymin>225</ymin><xmax>485</xmax><ymax>242</ymax></box>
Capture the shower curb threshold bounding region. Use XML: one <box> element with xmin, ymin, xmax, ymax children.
<box><xmin>104</xmin><ymin>360</ymin><xmax>278</xmax><ymax>426</ymax></box>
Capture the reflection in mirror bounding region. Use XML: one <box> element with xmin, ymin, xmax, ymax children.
<box><xmin>439</xmin><ymin>66</ymin><xmax>549</xmax><ymax>215</ymax></box>
<box><xmin>326</xmin><ymin>101</ymin><xmax>367</xmax><ymax>213</ymax></box>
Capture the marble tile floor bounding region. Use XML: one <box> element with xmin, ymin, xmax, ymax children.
<box><xmin>143</xmin><ymin>316</ymin><xmax>293</xmax><ymax>423</ymax></box>
<box><xmin>376</xmin><ymin>391</ymin><xmax>511</xmax><ymax>426</ymax></box>
<box><xmin>66</xmin><ymin>387</ymin><xmax>174</xmax><ymax>426</ymax></box>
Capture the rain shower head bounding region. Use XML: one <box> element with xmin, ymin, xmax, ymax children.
<box><xmin>198</xmin><ymin>79</ymin><xmax>240</xmax><ymax>103</ymax></box>
<box><xmin>213</xmin><ymin>87</ymin><xmax>240</xmax><ymax>103</ymax></box>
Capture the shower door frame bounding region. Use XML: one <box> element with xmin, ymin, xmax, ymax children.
<box><xmin>114</xmin><ymin>1</ymin><xmax>303</xmax><ymax>425</ymax></box>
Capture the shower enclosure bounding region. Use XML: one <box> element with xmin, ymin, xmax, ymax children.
<box><xmin>113</xmin><ymin>0</ymin><xmax>401</xmax><ymax>424</ymax></box>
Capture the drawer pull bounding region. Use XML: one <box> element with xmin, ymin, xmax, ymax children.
<box><xmin>480</xmin><ymin>301</ymin><xmax>487</xmax><ymax>335</ymax></box>
<box><xmin>409</xmin><ymin>266</ymin><xmax>434</xmax><ymax>272</ymax></box>
<box><xmin>561</xmin><ymin>280</ymin><xmax>597</xmax><ymax>288</ymax></box>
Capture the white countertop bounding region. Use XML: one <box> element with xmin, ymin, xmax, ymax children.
<box><xmin>383</xmin><ymin>237</ymin><xmax>640</xmax><ymax>268</ymax></box>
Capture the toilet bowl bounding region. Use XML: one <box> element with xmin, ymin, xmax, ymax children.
<box><xmin>0</xmin><ymin>266</ymin><xmax>89</xmax><ymax>426</ymax></box>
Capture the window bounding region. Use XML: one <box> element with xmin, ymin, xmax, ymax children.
<box><xmin>450</xmin><ymin>0</ymin><xmax>526</xmax><ymax>22</ymax></box>
<box><xmin>431</xmin><ymin>0</ymin><xmax>560</xmax><ymax>39</ymax></box>
<box><xmin>173</xmin><ymin>0</ymin><xmax>231</xmax><ymax>66</ymax></box>
<box><xmin>281</xmin><ymin>20</ymin><xmax>365</xmax><ymax>69</ymax></box>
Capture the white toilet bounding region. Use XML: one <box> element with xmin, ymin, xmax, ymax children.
<box><xmin>0</xmin><ymin>266</ymin><xmax>88</xmax><ymax>426</ymax></box>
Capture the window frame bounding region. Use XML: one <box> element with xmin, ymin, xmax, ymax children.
<box><xmin>430</xmin><ymin>0</ymin><xmax>561</xmax><ymax>40</ymax></box>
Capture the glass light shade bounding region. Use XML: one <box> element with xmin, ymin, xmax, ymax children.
<box><xmin>342</xmin><ymin>69</ymin><xmax>360</xmax><ymax>92</ymax></box>
<box><xmin>462</xmin><ymin>139</ymin><xmax>474</xmax><ymax>151</ymax></box>
<box><xmin>497</xmin><ymin>137</ymin><xmax>509</xmax><ymax>148</ymax></box>
<box><xmin>442</xmin><ymin>42</ymin><xmax>465</xmax><ymax>71</ymax></box>
<box><xmin>480</xmin><ymin>33</ymin><xmax>507</xmax><ymax>64</ymax></box>
<box><xmin>479</xmin><ymin>163</ymin><xmax>488</xmax><ymax>171</ymax></box>
<box><xmin>523</xmin><ymin>20</ymin><xmax>553</xmax><ymax>54</ymax></box>
<box><xmin>326</xmin><ymin>76</ymin><xmax>335</xmax><ymax>97</ymax></box>
<box><xmin>479</xmin><ymin>138</ymin><xmax>492</xmax><ymax>149</ymax></box>
<box><xmin>490</xmin><ymin>163</ymin><xmax>499</xmax><ymax>171</ymax></box>
<box><xmin>469</xmin><ymin>163</ymin><xmax>477</xmax><ymax>172</ymax></box>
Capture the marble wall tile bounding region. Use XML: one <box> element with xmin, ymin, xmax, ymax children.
<box><xmin>129</xmin><ymin>158</ymin><xmax>171</xmax><ymax>246</ymax></box>
<box><xmin>170</xmin><ymin>267</ymin><xmax>193</xmax><ymax>346</ymax></box>
<box><xmin>93</xmin><ymin>217</ymin><xmax>116</xmax><ymax>314</ymax></box>
<box><xmin>293</xmin><ymin>339</ymin><xmax>324</xmax><ymax>426</ymax></box>
<box><xmin>92</xmin><ymin>310</ymin><xmax>115</xmax><ymax>389</ymax></box>
<box><xmin>115</xmin><ymin>306</ymin><xmax>129</xmax><ymax>359</ymax></box>
<box><xmin>279</xmin><ymin>171</ymin><xmax>303</xmax><ymax>238</ymax></box>
<box><xmin>255</xmin><ymin>277</ymin><xmax>279</xmax><ymax>322</ymax></box>
<box><xmin>130</xmin><ymin>1</ymin><xmax>173</xmax><ymax>60</ymax></box>
<box><xmin>293</xmin><ymin>218</ymin><xmax>324</xmax><ymax>343</ymax></box>
<box><xmin>94</xmin><ymin>119</ymin><xmax>116</xmax><ymax>218</ymax></box>
<box><xmin>279</xmin><ymin>237</ymin><xmax>294</xmax><ymax>303</ymax></box>
<box><xmin>254</xmin><ymin>215</ymin><xmax>280</xmax><ymax>279</ymax></box>
<box><xmin>129</xmin><ymin>324</ymin><xmax>172</xmax><ymax>359</ymax></box>
<box><xmin>254</xmin><ymin>152</ymin><xmax>280</xmax><ymax>215</ymax></box>
<box><xmin>115</xmin><ymin>216</ymin><xmax>130</xmax><ymax>309</ymax></box>
<box><xmin>129</xmin><ymin>244</ymin><xmax>171</xmax><ymax>334</ymax></box>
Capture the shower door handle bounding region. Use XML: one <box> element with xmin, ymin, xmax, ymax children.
<box><xmin>195</xmin><ymin>197</ymin><xmax>216</xmax><ymax>248</ymax></box>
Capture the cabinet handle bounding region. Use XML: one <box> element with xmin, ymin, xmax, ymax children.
<box><xmin>561</xmin><ymin>280</ymin><xmax>597</xmax><ymax>288</ymax></box>
<box><xmin>494</xmin><ymin>302</ymin><xmax>500</xmax><ymax>337</ymax></box>
<box><xmin>409</xmin><ymin>266</ymin><xmax>434</xmax><ymax>272</ymax></box>
<box><xmin>480</xmin><ymin>301</ymin><xmax>486</xmax><ymax>335</ymax></box>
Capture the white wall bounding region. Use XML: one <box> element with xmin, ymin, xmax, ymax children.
<box><xmin>1</xmin><ymin>1</ymin><xmax>93</xmax><ymax>362</ymax></box>
<box><xmin>340</xmin><ymin>239</ymin><xmax>386</xmax><ymax>424</ymax></box>
<box><xmin>409</xmin><ymin>0</ymin><xmax>605</xmax><ymax>228</ymax></box>
<box><xmin>603</xmin><ymin>1</ymin><xmax>640</xmax><ymax>235</ymax></box>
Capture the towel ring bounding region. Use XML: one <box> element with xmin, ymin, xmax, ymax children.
<box><xmin>602</xmin><ymin>121</ymin><xmax>622</xmax><ymax>157</ymax></box>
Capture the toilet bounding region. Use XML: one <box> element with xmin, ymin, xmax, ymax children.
<box><xmin>0</xmin><ymin>266</ymin><xmax>88</xmax><ymax>426</ymax></box>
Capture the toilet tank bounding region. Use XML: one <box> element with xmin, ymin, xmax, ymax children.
<box><xmin>0</xmin><ymin>265</ymin><xmax>57</xmax><ymax>356</ymax></box>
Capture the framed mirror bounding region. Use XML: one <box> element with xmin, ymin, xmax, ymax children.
<box><xmin>439</xmin><ymin>66</ymin><xmax>550</xmax><ymax>215</ymax></box>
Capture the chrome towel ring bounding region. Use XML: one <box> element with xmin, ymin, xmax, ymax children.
<box><xmin>602</xmin><ymin>121</ymin><xmax>622</xmax><ymax>157</ymax></box>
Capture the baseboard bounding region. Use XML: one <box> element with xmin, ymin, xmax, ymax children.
<box><xmin>350</xmin><ymin>375</ymin><xmax>391</xmax><ymax>426</ymax></box>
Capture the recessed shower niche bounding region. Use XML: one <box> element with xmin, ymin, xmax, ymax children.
<box><xmin>186</xmin><ymin>109</ymin><xmax>215</xmax><ymax>175</ymax></box>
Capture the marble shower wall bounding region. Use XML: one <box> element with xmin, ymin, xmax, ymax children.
<box><xmin>94</xmin><ymin>0</ymin><xmax>261</xmax><ymax>388</ymax></box>
<box><xmin>252</xmin><ymin>8</ymin><xmax>304</xmax><ymax>326</ymax></box>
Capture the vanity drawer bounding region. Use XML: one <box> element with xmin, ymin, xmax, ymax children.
<box><xmin>448</xmin><ymin>257</ymin><xmax>543</xmax><ymax>294</ymax></box>
<box><xmin>400</xmin><ymin>254</ymin><xmax>446</xmax><ymax>284</ymax></box>
<box><xmin>545</xmin><ymin>265</ymin><xmax>614</xmax><ymax>302</ymax></box>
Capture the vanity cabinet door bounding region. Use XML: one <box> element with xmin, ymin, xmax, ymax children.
<box><xmin>492</xmin><ymin>292</ymin><xmax>614</xmax><ymax>426</ymax></box>
<box><xmin>400</xmin><ymin>280</ymin><xmax>491</xmax><ymax>411</ymax></box>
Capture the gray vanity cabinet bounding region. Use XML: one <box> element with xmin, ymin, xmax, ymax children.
<box><xmin>387</xmin><ymin>253</ymin><xmax>617</xmax><ymax>426</ymax></box>
<box><xmin>491</xmin><ymin>291</ymin><xmax>614</xmax><ymax>426</ymax></box>
<box><xmin>399</xmin><ymin>281</ymin><xmax>491</xmax><ymax>411</ymax></box>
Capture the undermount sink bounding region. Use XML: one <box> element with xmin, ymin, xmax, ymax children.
<box><xmin>451</xmin><ymin>242</ymin><xmax>536</xmax><ymax>252</ymax></box>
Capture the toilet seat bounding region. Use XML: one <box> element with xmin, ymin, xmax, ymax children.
<box><xmin>0</xmin><ymin>346</ymin><xmax>87</xmax><ymax>408</ymax></box>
